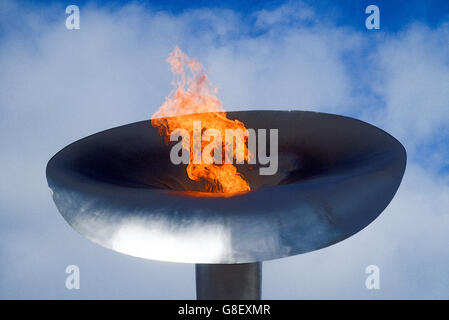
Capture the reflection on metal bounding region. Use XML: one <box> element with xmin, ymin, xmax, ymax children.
<box><xmin>46</xmin><ymin>110</ymin><xmax>406</xmax><ymax>299</ymax></box>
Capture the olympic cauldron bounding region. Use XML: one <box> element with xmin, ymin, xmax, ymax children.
<box><xmin>46</xmin><ymin>110</ymin><xmax>406</xmax><ymax>299</ymax></box>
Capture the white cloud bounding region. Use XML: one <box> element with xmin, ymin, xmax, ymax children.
<box><xmin>255</xmin><ymin>1</ymin><xmax>315</xmax><ymax>29</ymax></box>
<box><xmin>1</xmin><ymin>0</ymin><xmax>448</xmax><ymax>298</ymax></box>
<box><xmin>264</xmin><ymin>163</ymin><xmax>449</xmax><ymax>299</ymax></box>
<box><xmin>371</xmin><ymin>23</ymin><xmax>449</xmax><ymax>147</ymax></box>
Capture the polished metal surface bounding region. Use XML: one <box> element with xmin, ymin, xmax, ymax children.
<box><xmin>46</xmin><ymin>110</ymin><xmax>406</xmax><ymax>264</ymax></box>
<box><xmin>196</xmin><ymin>263</ymin><xmax>261</xmax><ymax>300</ymax></box>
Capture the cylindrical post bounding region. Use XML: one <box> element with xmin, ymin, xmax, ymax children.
<box><xmin>195</xmin><ymin>262</ymin><xmax>261</xmax><ymax>300</ymax></box>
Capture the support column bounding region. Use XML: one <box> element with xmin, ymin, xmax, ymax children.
<box><xmin>195</xmin><ymin>262</ymin><xmax>261</xmax><ymax>300</ymax></box>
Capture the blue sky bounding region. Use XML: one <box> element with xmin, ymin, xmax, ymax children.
<box><xmin>21</xmin><ymin>0</ymin><xmax>449</xmax><ymax>29</ymax></box>
<box><xmin>6</xmin><ymin>0</ymin><xmax>449</xmax><ymax>35</ymax></box>
<box><xmin>1</xmin><ymin>0</ymin><xmax>448</xmax><ymax>299</ymax></box>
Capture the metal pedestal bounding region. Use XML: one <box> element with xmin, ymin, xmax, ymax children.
<box><xmin>195</xmin><ymin>262</ymin><xmax>261</xmax><ymax>300</ymax></box>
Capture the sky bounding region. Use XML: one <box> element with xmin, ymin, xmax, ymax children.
<box><xmin>0</xmin><ymin>0</ymin><xmax>448</xmax><ymax>299</ymax></box>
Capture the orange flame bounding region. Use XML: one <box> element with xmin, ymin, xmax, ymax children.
<box><xmin>151</xmin><ymin>47</ymin><xmax>251</xmax><ymax>194</ymax></box>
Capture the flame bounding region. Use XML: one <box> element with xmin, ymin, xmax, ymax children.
<box><xmin>151</xmin><ymin>47</ymin><xmax>251</xmax><ymax>194</ymax></box>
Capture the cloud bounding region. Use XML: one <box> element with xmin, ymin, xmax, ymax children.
<box><xmin>360</xmin><ymin>22</ymin><xmax>449</xmax><ymax>173</ymax></box>
<box><xmin>0</xmin><ymin>0</ymin><xmax>448</xmax><ymax>298</ymax></box>
<box><xmin>264</xmin><ymin>163</ymin><xmax>449</xmax><ymax>299</ymax></box>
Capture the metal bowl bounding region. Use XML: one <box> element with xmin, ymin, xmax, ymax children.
<box><xmin>46</xmin><ymin>110</ymin><xmax>406</xmax><ymax>263</ymax></box>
